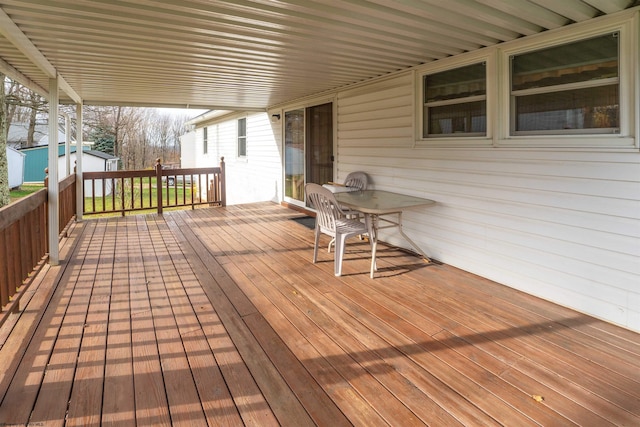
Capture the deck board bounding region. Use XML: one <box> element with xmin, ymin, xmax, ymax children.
<box><xmin>101</xmin><ymin>217</ymin><xmax>136</xmax><ymax>427</ymax></box>
<box><xmin>0</xmin><ymin>202</ymin><xmax>639</xmax><ymax>426</ymax></box>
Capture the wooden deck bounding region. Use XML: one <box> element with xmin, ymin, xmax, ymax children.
<box><xmin>0</xmin><ymin>202</ymin><xmax>638</xmax><ymax>426</ymax></box>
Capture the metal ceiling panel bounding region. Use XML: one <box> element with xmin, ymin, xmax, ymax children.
<box><xmin>0</xmin><ymin>0</ymin><xmax>636</xmax><ymax>110</ymax></box>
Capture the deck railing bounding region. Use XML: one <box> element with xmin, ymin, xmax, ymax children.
<box><xmin>0</xmin><ymin>173</ymin><xmax>76</xmax><ymax>324</ymax></box>
<box><xmin>82</xmin><ymin>158</ymin><xmax>225</xmax><ymax>216</ymax></box>
<box><xmin>58</xmin><ymin>174</ymin><xmax>77</xmax><ymax>236</ymax></box>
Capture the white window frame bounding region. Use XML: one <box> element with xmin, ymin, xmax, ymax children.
<box><xmin>237</xmin><ymin>117</ymin><xmax>247</xmax><ymax>158</ymax></box>
<box><xmin>415</xmin><ymin>50</ymin><xmax>496</xmax><ymax>148</ymax></box>
<box><xmin>202</xmin><ymin>126</ymin><xmax>208</xmax><ymax>155</ymax></box>
<box><xmin>497</xmin><ymin>13</ymin><xmax>638</xmax><ymax>149</ymax></box>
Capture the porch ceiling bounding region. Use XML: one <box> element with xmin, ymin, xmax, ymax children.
<box><xmin>0</xmin><ymin>0</ymin><xmax>636</xmax><ymax>111</ymax></box>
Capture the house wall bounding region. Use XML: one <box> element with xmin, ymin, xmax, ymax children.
<box><xmin>179</xmin><ymin>131</ymin><xmax>197</xmax><ymax>168</ymax></box>
<box><xmin>335</xmin><ymin>71</ymin><xmax>640</xmax><ymax>332</ymax></box>
<box><xmin>193</xmin><ymin>11</ymin><xmax>640</xmax><ymax>332</ymax></box>
<box><xmin>194</xmin><ymin>113</ymin><xmax>282</xmax><ymax>205</ymax></box>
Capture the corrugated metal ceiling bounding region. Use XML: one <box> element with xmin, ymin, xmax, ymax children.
<box><xmin>0</xmin><ymin>0</ymin><xmax>636</xmax><ymax>110</ymax></box>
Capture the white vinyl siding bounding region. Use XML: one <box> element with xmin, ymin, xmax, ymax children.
<box><xmin>336</xmin><ymin>71</ymin><xmax>640</xmax><ymax>332</ymax></box>
<box><xmin>194</xmin><ymin>112</ymin><xmax>281</xmax><ymax>205</ymax></box>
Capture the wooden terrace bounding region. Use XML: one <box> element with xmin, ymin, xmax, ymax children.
<box><xmin>0</xmin><ymin>203</ymin><xmax>638</xmax><ymax>426</ymax></box>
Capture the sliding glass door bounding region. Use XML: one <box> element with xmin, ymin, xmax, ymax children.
<box><xmin>305</xmin><ymin>103</ymin><xmax>333</xmax><ymax>187</ymax></box>
<box><xmin>284</xmin><ymin>102</ymin><xmax>333</xmax><ymax>204</ymax></box>
<box><xmin>284</xmin><ymin>109</ymin><xmax>305</xmax><ymax>202</ymax></box>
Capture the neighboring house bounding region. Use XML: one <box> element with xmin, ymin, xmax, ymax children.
<box><xmin>6</xmin><ymin>146</ymin><xmax>25</xmax><ymax>189</ymax></box>
<box><xmin>37</xmin><ymin>130</ymin><xmax>69</xmax><ymax>147</ymax></box>
<box><xmin>187</xmin><ymin>12</ymin><xmax>640</xmax><ymax>332</ymax></box>
<box><xmin>6</xmin><ymin>122</ymin><xmax>51</xmax><ymax>149</ymax></box>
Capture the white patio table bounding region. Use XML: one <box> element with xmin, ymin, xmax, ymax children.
<box><xmin>334</xmin><ymin>189</ymin><xmax>436</xmax><ymax>278</ymax></box>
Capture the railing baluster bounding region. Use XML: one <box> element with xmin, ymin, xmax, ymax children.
<box><xmin>0</xmin><ymin>172</ymin><xmax>74</xmax><ymax>324</ymax></box>
<box><xmin>139</xmin><ymin>176</ymin><xmax>143</xmax><ymax>210</ymax></box>
<box><xmin>102</xmin><ymin>179</ymin><xmax>106</xmax><ymax>213</ymax></box>
<box><xmin>91</xmin><ymin>179</ymin><xmax>96</xmax><ymax>213</ymax></box>
<box><xmin>80</xmin><ymin>160</ymin><xmax>224</xmax><ymax>216</ymax></box>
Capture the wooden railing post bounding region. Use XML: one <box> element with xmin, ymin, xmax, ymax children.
<box><xmin>220</xmin><ymin>157</ymin><xmax>226</xmax><ymax>207</ymax></box>
<box><xmin>155</xmin><ymin>158</ymin><xmax>163</xmax><ymax>215</ymax></box>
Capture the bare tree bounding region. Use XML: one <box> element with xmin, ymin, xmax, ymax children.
<box><xmin>83</xmin><ymin>106</ymin><xmax>138</xmax><ymax>158</ymax></box>
<box><xmin>25</xmin><ymin>91</ymin><xmax>47</xmax><ymax>147</ymax></box>
<box><xmin>3</xmin><ymin>80</ymin><xmax>47</xmax><ymax>148</ymax></box>
<box><xmin>170</xmin><ymin>114</ymin><xmax>189</xmax><ymax>164</ymax></box>
<box><xmin>0</xmin><ymin>73</ymin><xmax>10</xmax><ymax>207</ymax></box>
<box><xmin>153</xmin><ymin>113</ymin><xmax>172</xmax><ymax>163</ymax></box>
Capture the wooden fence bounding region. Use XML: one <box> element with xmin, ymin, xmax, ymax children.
<box><xmin>83</xmin><ymin>158</ymin><xmax>225</xmax><ymax>216</ymax></box>
<box><xmin>0</xmin><ymin>173</ymin><xmax>77</xmax><ymax>324</ymax></box>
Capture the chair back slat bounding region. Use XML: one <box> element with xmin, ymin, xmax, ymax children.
<box><xmin>344</xmin><ymin>171</ymin><xmax>368</xmax><ymax>190</ymax></box>
<box><xmin>305</xmin><ymin>184</ymin><xmax>340</xmax><ymax>233</ymax></box>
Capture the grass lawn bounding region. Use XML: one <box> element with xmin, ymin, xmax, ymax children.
<box><xmin>6</xmin><ymin>180</ymin><xmax>200</xmax><ymax>215</ymax></box>
<box><xmin>9</xmin><ymin>184</ymin><xmax>44</xmax><ymax>203</ymax></box>
<box><xmin>84</xmin><ymin>177</ymin><xmax>198</xmax><ymax>215</ymax></box>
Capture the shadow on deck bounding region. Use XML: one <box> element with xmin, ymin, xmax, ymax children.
<box><xmin>0</xmin><ymin>202</ymin><xmax>639</xmax><ymax>426</ymax></box>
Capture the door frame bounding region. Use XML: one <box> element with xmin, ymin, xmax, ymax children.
<box><xmin>281</xmin><ymin>96</ymin><xmax>337</xmax><ymax>207</ymax></box>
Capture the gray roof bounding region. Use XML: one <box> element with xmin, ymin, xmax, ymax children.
<box><xmin>8</xmin><ymin>122</ymin><xmax>68</xmax><ymax>147</ymax></box>
<box><xmin>85</xmin><ymin>150</ymin><xmax>118</xmax><ymax>160</ymax></box>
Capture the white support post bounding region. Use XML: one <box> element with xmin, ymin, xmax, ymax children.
<box><xmin>63</xmin><ymin>112</ymin><xmax>71</xmax><ymax>177</ymax></box>
<box><xmin>75</xmin><ymin>102</ymin><xmax>83</xmax><ymax>221</ymax></box>
<box><xmin>48</xmin><ymin>77</ymin><xmax>59</xmax><ymax>265</ymax></box>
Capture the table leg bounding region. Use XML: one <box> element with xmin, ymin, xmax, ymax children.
<box><xmin>366</xmin><ymin>213</ymin><xmax>378</xmax><ymax>278</ymax></box>
<box><xmin>396</xmin><ymin>212</ymin><xmax>432</xmax><ymax>262</ymax></box>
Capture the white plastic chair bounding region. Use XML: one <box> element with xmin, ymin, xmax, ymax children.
<box><xmin>328</xmin><ymin>171</ymin><xmax>369</xmax><ymax>251</ymax></box>
<box><xmin>341</xmin><ymin>171</ymin><xmax>368</xmax><ymax>218</ymax></box>
<box><xmin>305</xmin><ymin>183</ymin><xmax>372</xmax><ymax>276</ymax></box>
<box><xmin>343</xmin><ymin>171</ymin><xmax>368</xmax><ymax>190</ymax></box>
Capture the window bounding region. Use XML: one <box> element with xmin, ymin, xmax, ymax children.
<box><xmin>423</xmin><ymin>62</ymin><xmax>486</xmax><ymax>137</ymax></box>
<box><xmin>203</xmin><ymin>127</ymin><xmax>208</xmax><ymax>154</ymax></box>
<box><xmin>510</xmin><ymin>32</ymin><xmax>619</xmax><ymax>135</ymax></box>
<box><xmin>237</xmin><ymin>118</ymin><xmax>247</xmax><ymax>157</ymax></box>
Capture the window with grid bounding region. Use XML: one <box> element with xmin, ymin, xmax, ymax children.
<box><xmin>423</xmin><ymin>62</ymin><xmax>486</xmax><ymax>137</ymax></box>
<box><xmin>510</xmin><ymin>32</ymin><xmax>619</xmax><ymax>135</ymax></box>
<box><xmin>237</xmin><ymin>118</ymin><xmax>247</xmax><ymax>157</ymax></box>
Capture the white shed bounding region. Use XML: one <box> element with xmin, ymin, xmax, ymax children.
<box><xmin>58</xmin><ymin>150</ymin><xmax>119</xmax><ymax>197</ymax></box>
<box><xmin>7</xmin><ymin>146</ymin><xmax>26</xmax><ymax>189</ymax></box>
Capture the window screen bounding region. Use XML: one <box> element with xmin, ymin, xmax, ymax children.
<box><xmin>511</xmin><ymin>32</ymin><xmax>619</xmax><ymax>134</ymax></box>
<box><xmin>423</xmin><ymin>62</ymin><xmax>486</xmax><ymax>137</ymax></box>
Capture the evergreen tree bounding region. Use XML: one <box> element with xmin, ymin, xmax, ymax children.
<box><xmin>89</xmin><ymin>124</ymin><xmax>116</xmax><ymax>155</ymax></box>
